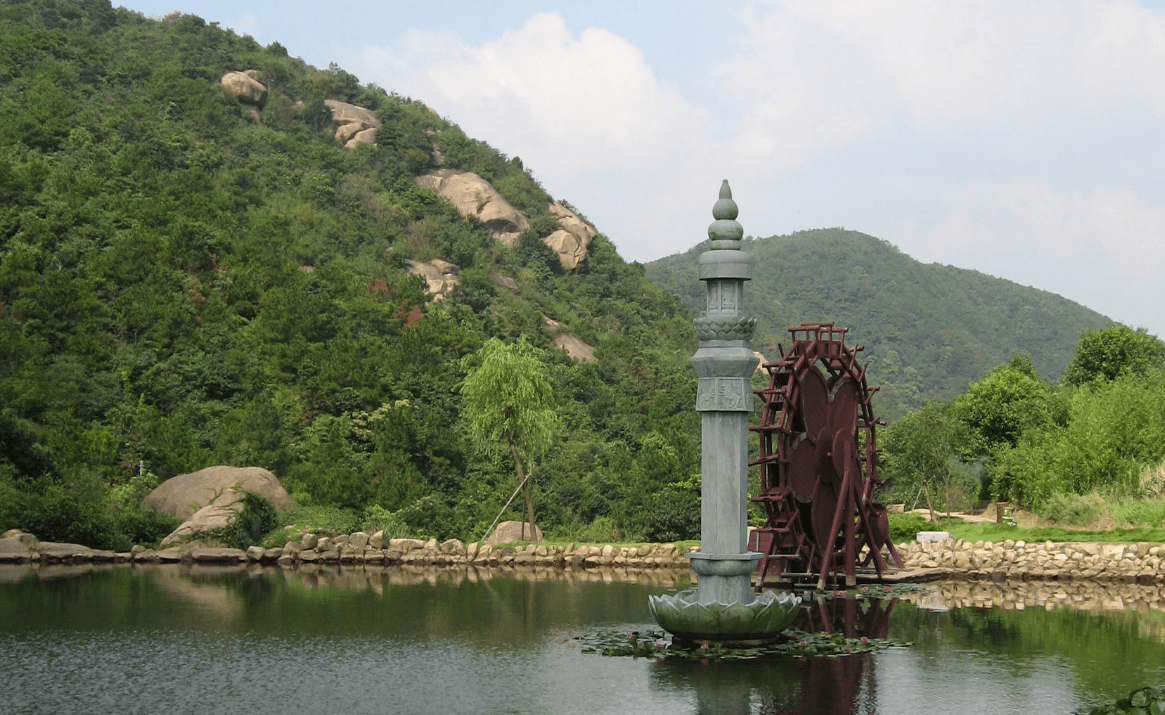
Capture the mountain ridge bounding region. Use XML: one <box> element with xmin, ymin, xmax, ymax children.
<box><xmin>645</xmin><ymin>228</ymin><xmax>1111</xmax><ymax>419</ymax></box>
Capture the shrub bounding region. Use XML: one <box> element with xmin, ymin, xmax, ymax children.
<box><xmin>572</xmin><ymin>515</ymin><xmax>620</xmax><ymax>544</ymax></box>
<box><xmin>887</xmin><ymin>513</ymin><xmax>930</xmax><ymax>544</ymax></box>
<box><xmin>1041</xmin><ymin>491</ymin><xmax>1105</xmax><ymax>527</ymax></box>
<box><xmin>221</xmin><ymin>492</ymin><xmax>279</xmax><ymax>549</ymax></box>
<box><xmin>640</xmin><ymin>488</ymin><xmax>700</xmax><ymax>543</ymax></box>
<box><xmin>361</xmin><ymin>504</ymin><xmax>409</xmax><ymax>537</ymax></box>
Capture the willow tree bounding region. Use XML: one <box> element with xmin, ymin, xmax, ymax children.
<box><xmin>461</xmin><ymin>337</ymin><xmax>558</xmax><ymax>540</ymax></box>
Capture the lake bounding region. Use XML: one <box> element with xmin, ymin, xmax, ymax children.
<box><xmin>1</xmin><ymin>563</ymin><xmax>1163</xmax><ymax>714</ymax></box>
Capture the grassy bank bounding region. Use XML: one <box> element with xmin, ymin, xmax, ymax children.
<box><xmin>889</xmin><ymin>512</ymin><xmax>1165</xmax><ymax>545</ymax></box>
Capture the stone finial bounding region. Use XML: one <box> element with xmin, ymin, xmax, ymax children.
<box><xmin>708</xmin><ymin>180</ymin><xmax>744</xmax><ymax>249</ymax></box>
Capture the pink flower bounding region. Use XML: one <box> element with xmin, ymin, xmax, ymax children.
<box><xmin>861</xmin><ymin>636</ymin><xmax>869</xmax><ymax>644</ymax></box>
<box><xmin>799</xmin><ymin>640</ymin><xmax>807</xmax><ymax>647</ymax></box>
<box><xmin>843</xmin><ymin>646</ymin><xmax>851</xmax><ymax>653</ymax></box>
<box><xmin>700</xmin><ymin>642</ymin><xmax>710</xmax><ymax>651</ymax></box>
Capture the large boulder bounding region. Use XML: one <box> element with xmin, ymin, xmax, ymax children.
<box><xmin>221</xmin><ymin>70</ymin><xmax>268</xmax><ymax>108</ymax></box>
<box><xmin>416</xmin><ymin>170</ymin><xmax>530</xmax><ymax>246</ymax></box>
<box><xmin>405</xmin><ymin>259</ymin><xmax>459</xmax><ymax>301</ymax></box>
<box><xmin>546</xmin><ymin>203</ymin><xmax>596</xmax><ymax>270</ymax></box>
<box><xmin>553</xmin><ymin>333</ymin><xmax>596</xmax><ymax>362</ymax></box>
<box><xmin>324</xmin><ymin>99</ymin><xmax>381</xmax><ymax>149</ymax></box>
<box><xmin>144</xmin><ymin>466</ymin><xmax>293</xmax><ymax>521</ymax></box>
<box><xmin>484</xmin><ymin>520</ymin><xmax>544</xmax><ymax>545</ymax></box>
<box><xmin>159</xmin><ymin>488</ymin><xmax>245</xmax><ymax>547</ymax></box>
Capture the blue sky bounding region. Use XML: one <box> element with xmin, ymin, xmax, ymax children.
<box><xmin>119</xmin><ymin>1</ymin><xmax>1165</xmax><ymax>340</ymax></box>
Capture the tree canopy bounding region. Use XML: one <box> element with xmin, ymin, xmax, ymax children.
<box><xmin>1061</xmin><ymin>325</ymin><xmax>1165</xmax><ymax>386</ymax></box>
<box><xmin>462</xmin><ymin>337</ymin><xmax>558</xmax><ymax>539</ymax></box>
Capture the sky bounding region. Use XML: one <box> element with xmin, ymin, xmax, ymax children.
<box><xmin>118</xmin><ymin>1</ymin><xmax>1165</xmax><ymax>339</ymax></box>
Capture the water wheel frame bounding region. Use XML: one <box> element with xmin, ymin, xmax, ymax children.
<box><xmin>749</xmin><ymin>322</ymin><xmax>903</xmax><ymax>589</ymax></box>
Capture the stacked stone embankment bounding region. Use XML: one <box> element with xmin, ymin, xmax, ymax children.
<box><xmin>0</xmin><ymin>529</ymin><xmax>694</xmax><ymax>569</ymax></box>
<box><xmin>268</xmin><ymin>533</ymin><xmax>692</xmax><ymax>569</ymax></box>
<box><xmin>7</xmin><ymin>526</ymin><xmax>1165</xmax><ymax>582</ymax></box>
<box><xmin>895</xmin><ymin>537</ymin><xmax>1165</xmax><ymax>583</ymax></box>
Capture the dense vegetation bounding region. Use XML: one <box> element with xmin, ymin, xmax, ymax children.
<box><xmin>0</xmin><ymin>0</ymin><xmax>701</xmax><ymax>548</ymax></box>
<box><xmin>646</xmin><ymin>231</ymin><xmax>1110</xmax><ymax>419</ymax></box>
<box><xmin>880</xmin><ymin>325</ymin><xmax>1165</xmax><ymax>519</ymax></box>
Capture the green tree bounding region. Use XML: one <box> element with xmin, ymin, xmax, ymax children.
<box><xmin>461</xmin><ymin>337</ymin><xmax>558</xmax><ymax>540</ymax></box>
<box><xmin>880</xmin><ymin>400</ymin><xmax>969</xmax><ymax>521</ymax></box>
<box><xmin>1062</xmin><ymin>324</ymin><xmax>1165</xmax><ymax>386</ymax></box>
<box><xmin>954</xmin><ymin>353</ymin><xmax>1061</xmax><ymax>461</ymax></box>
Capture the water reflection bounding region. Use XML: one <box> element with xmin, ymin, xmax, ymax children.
<box><xmin>901</xmin><ymin>579</ymin><xmax>1165</xmax><ymax>617</ymax></box>
<box><xmin>2</xmin><ymin>564</ymin><xmax>1165</xmax><ymax>714</ymax></box>
<box><xmin>651</xmin><ymin>653</ymin><xmax>881</xmax><ymax>715</ymax></box>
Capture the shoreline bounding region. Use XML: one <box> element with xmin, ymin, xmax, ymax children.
<box><xmin>4</xmin><ymin>530</ymin><xmax>1165</xmax><ymax>584</ymax></box>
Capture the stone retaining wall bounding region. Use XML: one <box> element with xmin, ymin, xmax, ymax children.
<box><xmin>0</xmin><ymin>529</ymin><xmax>694</xmax><ymax>569</ymax></box>
<box><xmin>895</xmin><ymin>537</ymin><xmax>1165</xmax><ymax>583</ymax></box>
<box><xmin>6</xmin><ymin>527</ymin><xmax>1165</xmax><ymax>584</ymax></box>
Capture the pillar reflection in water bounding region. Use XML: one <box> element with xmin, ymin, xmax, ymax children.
<box><xmin>650</xmin><ymin>654</ymin><xmax>877</xmax><ymax>715</ymax></box>
<box><xmin>650</xmin><ymin>596</ymin><xmax>897</xmax><ymax>715</ymax></box>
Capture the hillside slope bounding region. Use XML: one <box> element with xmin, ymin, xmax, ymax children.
<box><xmin>646</xmin><ymin>229</ymin><xmax>1111</xmax><ymax>419</ymax></box>
<box><xmin>0</xmin><ymin>0</ymin><xmax>700</xmax><ymax>546</ymax></box>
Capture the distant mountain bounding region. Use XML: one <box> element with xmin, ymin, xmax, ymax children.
<box><xmin>645</xmin><ymin>229</ymin><xmax>1111</xmax><ymax>419</ymax></box>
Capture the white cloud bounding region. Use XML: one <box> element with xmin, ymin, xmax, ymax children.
<box><xmin>350</xmin><ymin>2</ymin><xmax>1165</xmax><ymax>337</ymax></box>
<box><xmin>357</xmin><ymin>12</ymin><xmax>718</xmax><ymax>259</ymax></box>
<box><xmin>361</xmin><ymin>13</ymin><xmax>707</xmax><ymax>171</ymax></box>
<box><xmin>917</xmin><ymin>182</ymin><xmax>1165</xmax><ymax>274</ymax></box>
<box><xmin>720</xmin><ymin>0</ymin><xmax>1165</xmax><ymax>163</ymax></box>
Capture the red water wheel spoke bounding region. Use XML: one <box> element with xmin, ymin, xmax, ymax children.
<box><xmin>750</xmin><ymin>322</ymin><xmax>904</xmax><ymax>589</ymax></box>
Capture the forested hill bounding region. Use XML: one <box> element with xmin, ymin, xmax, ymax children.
<box><xmin>0</xmin><ymin>0</ymin><xmax>702</xmax><ymax>546</ymax></box>
<box><xmin>645</xmin><ymin>229</ymin><xmax>1111</xmax><ymax>419</ymax></box>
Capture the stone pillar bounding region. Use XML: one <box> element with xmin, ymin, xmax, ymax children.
<box><xmin>648</xmin><ymin>181</ymin><xmax>800</xmax><ymax>645</ymax></box>
<box><xmin>687</xmin><ymin>180</ymin><xmax>761</xmax><ymax>606</ymax></box>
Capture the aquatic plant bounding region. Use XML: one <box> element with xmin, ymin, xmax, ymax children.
<box><xmin>575</xmin><ymin>626</ymin><xmax>905</xmax><ymax>661</ymax></box>
<box><xmin>1080</xmin><ymin>685</ymin><xmax>1165</xmax><ymax>715</ymax></box>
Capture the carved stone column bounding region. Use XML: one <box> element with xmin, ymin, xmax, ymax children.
<box><xmin>648</xmin><ymin>181</ymin><xmax>800</xmax><ymax>644</ymax></box>
<box><xmin>687</xmin><ymin>180</ymin><xmax>761</xmax><ymax>605</ymax></box>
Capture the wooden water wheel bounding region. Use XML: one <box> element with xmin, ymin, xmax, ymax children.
<box><xmin>749</xmin><ymin>322</ymin><xmax>903</xmax><ymax>590</ymax></box>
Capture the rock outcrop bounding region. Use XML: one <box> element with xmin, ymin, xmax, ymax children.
<box><xmin>545</xmin><ymin>203</ymin><xmax>596</xmax><ymax>270</ymax></box>
<box><xmin>405</xmin><ymin>259</ymin><xmax>459</xmax><ymax>301</ymax></box>
<box><xmin>413</xmin><ymin>175</ymin><xmax>597</xmax><ymax>271</ymax></box>
<box><xmin>221</xmin><ymin>70</ymin><xmax>267</xmax><ymax>107</ymax></box>
<box><xmin>324</xmin><ymin>99</ymin><xmax>381</xmax><ymax>149</ymax></box>
<box><xmin>142</xmin><ymin>466</ymin><xmax>293</xmax><ymax>547</ymax></box>
<box><xmin>221</xmin><ymin>70</ymin><xmax>267</xmax><ymax>123</ymax></box>
<box><xmin>416</xmin><ymin>170</ymin><xmax>529</xmax><ymax>246</ymax></box>
<box><xmin>543</xmin><ymin>317</ymin><xmax>596</xmax><ymax>362</ymax></box>
<box><xmin>144</xmin><ymin>466</ymin><xmax>293</xmax><ymax>520</ymax></box>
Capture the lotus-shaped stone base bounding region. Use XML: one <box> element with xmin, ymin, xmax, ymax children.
<box><xmin>648</xmin><ymin>589</ymin><xmax>802</xmax><ymax>645</ymax></box>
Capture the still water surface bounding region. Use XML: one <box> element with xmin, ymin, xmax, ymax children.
<box><xmin>1</xmin><ymin>564</ymin><xmax>1163</xmax><ymax>715</ymax></box>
